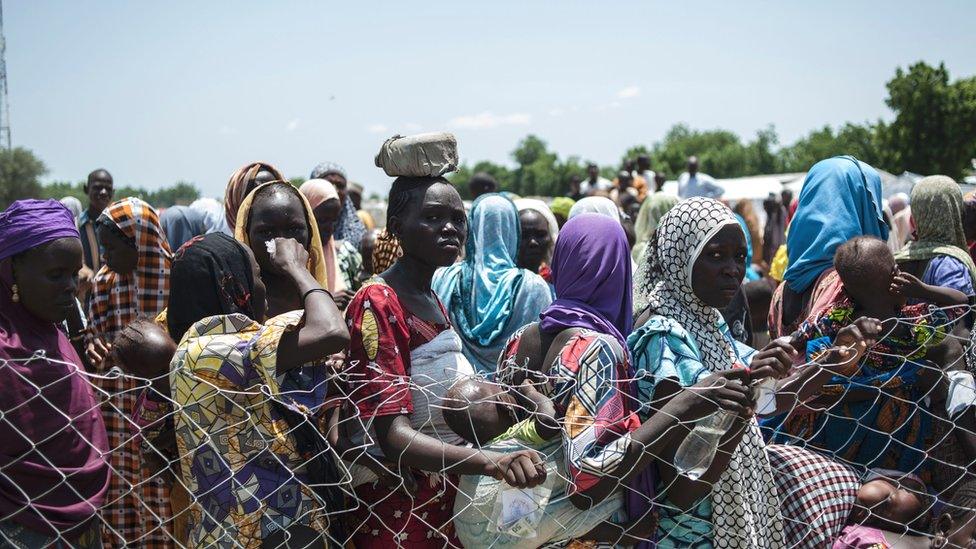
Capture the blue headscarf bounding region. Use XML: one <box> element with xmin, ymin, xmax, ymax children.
<box><xmin>784</xmin><ymin>156</ymin><xmax>889</xmax><ymax>293</ymax></box>
<box><xmin>433</xmin><ymin>194</ymin><xmax>552</xmax><ymax>373</ymax></box>
<box><xmin>734</xmin><ymin>213</ymin><xmax>760</xmax><ymax>281</ymax></box>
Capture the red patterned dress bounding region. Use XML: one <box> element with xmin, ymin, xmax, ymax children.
<box><xmin>343</xmin><ymin>279</ymin><xmax>462</xmax><ymax>548</ymax></box>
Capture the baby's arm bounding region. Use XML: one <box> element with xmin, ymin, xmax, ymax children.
<box><xmin>891</xmin><ymin>272</ymin><xmax>968</xmax><ymax>307</ymax></box>
<box><xmin>511</xmin><ymin>380</ymin><xmax>560</xmax><ymax>441</ymax></box>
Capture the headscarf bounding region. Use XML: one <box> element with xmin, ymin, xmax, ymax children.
<box><xmin>549</xmin><ymin>197</ymin><xmax>575</xmax><ymax>220</ymax></box>
<box><xmin>734</xmin><ymin>214</ymin><xmax>761</xmax><ymax>281</ymax></box>
<box><xmin>0</xmin><ymin>200</ymin><xmax>109</xmax><ymax>536</ymax></box>
<box><xmin>223</xmin><ymin>161</ymin><xmax>286</xmax><ymax>233</ymax></box>
<box><xmin>433</xmin><ymin>195</ymin><xmax>552</xmax><ymax>372</ymax></box>
<box><xmin>539</xmin><ymin>214</ymin><xmax>632</xmax><ymax>350</ymax></box>
<box><xmin>159</xmin><ymin>205</ymin><xmax>207</xmax><ymax>252</ymax></box>
<box><xmin>632</xmin><ymin>193</ymin><xmax>678</xmax><ymax>262</ymax></box>
<box><xmin>568</xmin><ymin>196</ymin><xmax>621</xmax><ymax>222</ymax></box>
<box><xmin>310</xmin><ymin>161</ymin><xmax>367</xmax><ymax>248</ymax></box>
<box><xmin>784</xmin><ymin>156</ymin><xmax>888</xmax><ymax>293</ymax></box>
<box><xmin>60</xmin><ymin>196</ymin><xmax>84</xmax><ymax>220</ymax></box>
<box><xmin>514</xmin><ymin>198</ymin><xmax>559</xmax><ymax>262</ymax></box>
<box><xmin>90</xmin><ymin>198</ymin><xmax>172</xmax><ymax>346</ymax></box>
<box><xmin>635</xmin><ymin>198</ymin><xmax>783</xmax><ymax>548</ymax></box>
<box><xmin>234</xmin><ymin>181</ymin><xmax>332</xmax><ymax>290</ymax></box>
<box><xmin>297</xmin><ymin>179</ymin><xmax>347</xmax><ymax>293</ymax></box>
<box><xmin>189</xmin><ymin>197</ymin><xmax>232</xmax><ymax>235</ymax></box>
<box><xmin>167</xmin><ymin>233</ymin><xmax>256</xmax><ymax>342</ymax></box>
<box><xmin>894</xmin><ymin>175</ymin><xmax>976</xmax><ymax>284</ymax></box>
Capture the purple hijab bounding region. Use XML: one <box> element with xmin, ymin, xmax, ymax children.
<box><xmin>0</xmin><ymin>200</ymin><xmax>110</xmax><ymax>536</ymax></box>
<box><xmin>539</xmin><ymin>213</ymin><xmax>633</xmax><ymax>348</ymax></box>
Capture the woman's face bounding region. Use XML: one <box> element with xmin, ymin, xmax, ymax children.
<box><xmin>246</xmin><ymin>189</ymin><xmax>311</xmax><ymax>275</ymax></box>
<box><xmin>12</xmin><ymin>237</ymin><xmax>83</xmax><ymax>323</ymax></box>
<box><xmin>324</xmin><ymin>173</ymin><xmax>348</xmax><ymax>205</ymax></box>
<box><xmin>311</xmin><ymin>198</ymin><xmax>342</xmax><ymax>244</ymax></box>
<box><xmin>517</xmin><ymin>209</ymin><xmax>552</xmax><ymax>272</ymax></box>
<box><xmin>391</xmin><ymin>182</ymin><xmax>467</xmax><ymax>268</ymax></box>
<box><xmin>691</xmin><ymin>224</ymin><xmax>747</xmax><ymax>308</ymax></box>
<box><xmin>98</xmin><ymin>223</ymin><xmax>139</xmax><ymax>274</ymax></box>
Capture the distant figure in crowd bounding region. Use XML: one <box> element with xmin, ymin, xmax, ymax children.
<box><xmin>632</xmin><ymin>192</ymin><xmax>679</xmax><ymax>262</ymax></box>
<box><xmin>434</xmin><ymin>194</ymin><xmax>552</xmax><ymax>374</ymax></box>
<box><xmin>734</xmin><ymin>199</ymin><xmax>764</xmax><ymax>265</ymax></box>
<box><xmin>468</xmin><ymin>171</ymin><xmax>499</xmax><ymax>199</ymax></box>
<box><xmin>569</xmin><ymin>196</ymin><xmax>621</xmax><ymax>222</ymax></box>
<box><xmin>763</xmin><ymin>192</ymin><xmax>788</xmax><ymax>268</ymax></box>
<box><xmin>348</xmin><ymin>182</ymin><xmax>376</xmax><ymax>230</ymax></box>
<box><xmin>678</xmin><ymin>155</ymin><xmax>724</xmax><ymax>199</ymax></box>
<box><xmin>222</xmin><ymin>161</ymin><xmax>284</xmax><ymax>233</ymax></box>
<box><xmin>79</xmin><ymin>169</ymin><xmax>114</xmax><ymax>275</ymax></box>
<box><xmin>310</xmin><ymin>161</ymin><xmax>367</xmax><ymax>248</ymax></box>
<box><xmin>60</xmin><ymin>196</ymin><xmax>84</xmax><ymax>220</ymax></box>
<box><xmin>580</xmin><ymin>163</ymin><xmax>614</xmax><ymax>196</ymax></box>
<box><xmin>159</xmin><ymin>205</ymin><xmax>207</xmax><ymax>252</ymax></box>
<box><xmin>622</xmin><ymin>158</ymin><xmax>648</xmax><ymax>200</ymax></box>
<box><xmin>86</xmin><ymin>197</ymin><xmax>173</xmax><ymax>548</ymax></box>
<box><xmin>188</xmin><ymin>197</ymin><xmax>231</xmax><ymax>236</ymax></box>
<box><xmin>549</xmin><ymin>196</ymin><xmax>575</xmax><ymax>228</ymax></box>
<box><xmin>514</xmin><ymin>198</ymin><xmax>559</xmax><ymax>279</ymax></box>
<box><xmin>0</xmin><ymin>200</ymin><xmax>110</xmax><ymax>549</ymax></box>
<box><xmin>653</xmin><ymin>170</ymin><xmax>667</xmax><ymax>193</ymax></box>
<box><xmin>299</xmin><ymin>178</ymin><xmax>363</xmax><ymax>301</ymax></box>
<box><xmin>568</xmin><ymin>174</ymin><xmax>585</xmax><ymax>201</ymax></box>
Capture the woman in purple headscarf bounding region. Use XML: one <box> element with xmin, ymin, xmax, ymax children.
<box><xmin>0</xmin><ymin>199</ymin><xmax>110</xmax><ymax>548</ymax></box>
<box><xmin>493</xmin><ymin>213</ymin><xmax>753</xmax><ymax>546</ymax></box>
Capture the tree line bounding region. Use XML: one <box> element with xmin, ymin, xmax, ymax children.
<box><xmin>2</xmin><ymin>61</ymin><xmax>973</xmax><ymax>210</ymax></box>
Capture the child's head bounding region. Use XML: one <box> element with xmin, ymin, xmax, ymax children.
<box><xmin>835</xmin><ymin>236</ymin><xmax>902</xmax><ymax>306</ymax></box>
<box><xmin>933</xmin><ymin>479</ymin><xmax>976</xmax><ymax>549</ymax></box>
<box><xmin>111</xmin><ymin>318</ymin><xmax>176</xmax><ymax>393</ymax></box>
<box><xmin>442</xmin><ymin>377</ymin><xmax>517</xmax><ymax>447</ymax></box>
<box><xmin>851</xmin><ymin>473</ymin><xmax>932</xmax><ymax>533</ymax></box>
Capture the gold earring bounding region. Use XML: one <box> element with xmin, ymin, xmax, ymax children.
<box><xmin>11</xmin><ymin>284</ymin><xmax>19</xmax><ymax>303</ymax></box>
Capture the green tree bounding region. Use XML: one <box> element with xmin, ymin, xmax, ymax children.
<box><xmin>779</xmin><ymin>123</ymin><xmax>886</xmax><ymax>173</ymax></box>
<box><xmin>621</xmin><ymin>145</ymin><xmax>652</xmax><ymax>167</ymax></box>
<box><xmin>882</xmin><ymin>61</ymin><xmax>976</xmax><ymax>178</ymax></box>
<box><xmin>651</xmin><ymin>124</ymin><xmax>760</xmax><ymax>178</ymax></box>
<box><xmin>511</xmin><ymin>135</ymin><xmax>559</xmax><ymax>197</ymax></box>
<box><xmin>0</xmin><ymin>147</ymin><xmax>47</xmax><ymax>210</ymax></box>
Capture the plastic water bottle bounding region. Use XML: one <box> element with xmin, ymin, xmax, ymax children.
<box><xmin>673</xmin><ymin>409</ymin><xmax>737</xmax><ymax>480</ymax></box>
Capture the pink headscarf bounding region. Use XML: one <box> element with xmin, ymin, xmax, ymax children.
<box><xmin>299</xmin><ymin>179</ymin><xmax>346</xmax><ymax>294</ymax></box>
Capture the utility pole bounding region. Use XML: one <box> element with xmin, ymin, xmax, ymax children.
<box><xmin>0</xmin><ymin>0</ymin><xmax>11</xmax><ymax>150</ymax></box>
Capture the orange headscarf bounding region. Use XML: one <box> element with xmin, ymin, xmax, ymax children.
<box><xmin>223</xmin><ymin>161</ymin><xmax>286</xmax><ymax>232</ymax></box>
<box><xmin>233</xmin><ymin>181</ymin><xmax>342</xmax><ymax>293</ymax></box>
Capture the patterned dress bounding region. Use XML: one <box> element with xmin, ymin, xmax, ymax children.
<box><xmin>343</xmin><ymin>279</ymin><xmax>461</xmax><ymax>548</ymax></box>
<box><xmin>336</xmin><ymin>239</ymin><xmax>363</xmax><ymax>292</ymax></box>
<box><xmin>496</xmin><ymin>326</ymin><xmax>641</xmax><ymax>499</ymax></box>
<box><xmin>170</xmin><ymin>311</ymin><xmax>331</xmax><ymax>548</ymax></box>
<box><xmin>765</xmin><ymin>296</ymin><xmax>964</xmax><ymax>481</ymax></box>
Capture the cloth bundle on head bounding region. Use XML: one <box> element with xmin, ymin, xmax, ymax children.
<box><xmin>167</xmin><ymin>233</ymin><xmax>256</xmax><ymax>342</ymax></box>
<box><xmin>539</xmin><ymin>213</ymin><xmax>632</xmax><ymax>350</ymax></box>
<box><xmin>433</xmin><ymin>194</ymin><xmax>553</xmax><ymax>373</ymax></box>
<box><xmin>514</xmin><ymin>198</ymin><xmax>559</xmax><ymax>256</ymax></box>
<box><xmin>90</xmin><ymin>197</ymin><xmax>173</xmax><ymax>345</ymax></box>
<box><xmin>234</xmin><ymin>181</ymin><xmax>337</xmax><ymax>291</ymax></box>
<box><xmin>894</xmin><ymin>175</ymin><xmax>976</xmax><ymax>284</ymax></box>
<box><xmin>549</xmin><ymin>197</ymin><xmax>575</xmax><ymax>220</ymax></box>
<box><xmin>189</xmin><ymin>197</ymin><xmax>232</xmax><ymax>236</ymax></box>
<box><xmin>0</xmin><ymin>199</ymin><xmax>81</xmax><ymax>260</ymax></box>
<box><xmin>784</xmin><ymin>156</ymin><xmax>888</xmax><ymax>293</ymax></box>
<box><xmin>160</xmin><ymin>205</ymin><xmax>208</xmax><ymax>252</ymax></box>
<box><xmin>0</xmin><ymin>199</ymin><xmax>110</xmax><ymax>537</ymax></box>
<box><xmin>298</xmin><ymin>178</ymin><xmax>347</xmax><ymax>294</ymax></box>
<box><xmin>374</xmin><ymin>132</ymin><xmax>459</xmax><ymax>177</ymax></box>
<box><xmin>635</xmin><ymin>197</ymin><xmax>784</xmax><ymax>548</ymax></box>
<box><xmin>223</xmin><ymin>161</ymin><xmax>286</xmax><ymax>232</ymax></box>
<box><xmin>568</xmin><ymin>196</ymin><xmax>621</xmax><ymax>222</ymax></box>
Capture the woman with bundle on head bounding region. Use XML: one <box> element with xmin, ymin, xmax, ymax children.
<box><xmin>166</xmin><ymin>232</ymin><xmax>349</xmax><ymax>547</ymax></box>
<box><xmin>222</xmin><ymin>161</ymin><xmax>285</xmax><ymax>233</ymax></box>
<box><xmin>769</xmin><ymin>156</ymin><xmax>889</xmax><ymax>338</ymax></box>
<box><xmin>85</xmin><ymin>197</ymin><xmax>174</xmax><ymax>548</ymax></box>
<box><xmin>299</xmin><ymin>178</ymin><xmax>363</xmax><ymax>300</ymax></box>
<box><xmin>0</xmin><ymin>200</ymin><xmax>110</xmax><ymax>548</ymax></box>
<box><xmin>628</xmin><ymin>198</ymin><xmax>876</xmax><ymax>548</ymax></box>
<box><xmin>434</xmin><ymin>194</ymin><xmax>553</xmax><ymax>374</ymax></box>
<box><xmin>309</xmin><ymin>161</ymin><xmax>367</xmax><ymax>248</ymax></box>
<box><xmin>342</xmin><ymin>134</ymin><xmax>546</xmax><ymax>548</ymax></box>
<box><xmin>234</xmin><ymin>180</ymin><xmax>342</xmax><ymax>312</ymax></box>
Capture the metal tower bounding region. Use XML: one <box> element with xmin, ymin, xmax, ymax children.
<box><xmin>0</xmin><ymin>0</ymin><xmax>11</xmax><ymax>150</ymax></box>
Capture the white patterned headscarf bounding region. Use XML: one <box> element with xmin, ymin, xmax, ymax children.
<box><xmin>635</xmin><ymin>197</ymin><xmax>785</xmax><ymax>548</ymax></box>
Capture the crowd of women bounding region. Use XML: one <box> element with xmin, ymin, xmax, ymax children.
<box><xmin>2</xmin><ymin>134</ymin><xmax>976</xmax><ymax>549</ymax></box>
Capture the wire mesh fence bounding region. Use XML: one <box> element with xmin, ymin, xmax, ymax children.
<box><xmin>2</xmin><ymin>304</ymin><xmax>976</xmax><ymax>548</ymax></box>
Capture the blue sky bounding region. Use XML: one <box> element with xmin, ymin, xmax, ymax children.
<box><xmin>7</xmin><ymin>1</ymin><xmax>976</xmax><ymax>197</ymax></box>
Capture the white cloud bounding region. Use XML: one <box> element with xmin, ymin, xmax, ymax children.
<box><xmin>285</xmin><ymin>118</ymin><xmax>301</xmax><ymax>131</ymax></box>
<box><xmin>617</xmin><ymin>85</ymin><xmax>641</xmax><ymax>99</ymax></box>
<box><xmin>447</xmin><ymin>111</ymin><xmax>532</xmax><ymax>129</ymax></box>
<box><xmin>366</xmin><ymin>123</ymin><xmax>389</xmax><ymax>134</ymax></box>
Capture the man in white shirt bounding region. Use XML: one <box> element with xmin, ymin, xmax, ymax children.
<box><xmin>677</xmin><ymin>156</ymin><xmax>724</xmax><ymax>199</ymax></box>
<box><xmin>580</xmin><ymin>163</ymin><xmax>614</xmax><ymax>196</ymax></box>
